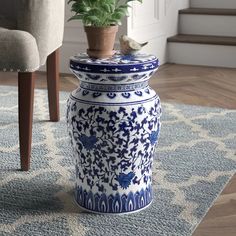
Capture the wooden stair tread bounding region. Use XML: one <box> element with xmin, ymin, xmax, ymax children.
<box><xmin>179</xmin><ymin>8</ymin><xmax>236</xmax><ymax>16</ymax></box>
<box><xmin>167</xmin><ymin>34</ymin><xmax>236</xmax><ymax>46</ymax></box>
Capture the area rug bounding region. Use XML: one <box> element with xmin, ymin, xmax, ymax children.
<box><xmin>0</xmin><ymin>86</ymin><xmax>236</xmax><ymax>236</ymax></box>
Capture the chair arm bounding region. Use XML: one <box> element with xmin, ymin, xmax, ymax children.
<box><xmin>17</xmin><ymin>0</ymin><xmax>65</xmax><ymax>66</ymax></box>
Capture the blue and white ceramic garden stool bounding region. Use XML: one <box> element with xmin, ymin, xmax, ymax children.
<box><xmin>67</xmin><ymin>52</ymin><xmax>162</xmax><ymax>214</ymax></box>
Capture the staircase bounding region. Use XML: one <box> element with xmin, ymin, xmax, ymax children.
<box><xmin>168</xmin><ymin>0</ymin><xmax>236</xmax><ymax>68</ymax></box>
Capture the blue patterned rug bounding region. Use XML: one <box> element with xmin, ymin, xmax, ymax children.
<box><xmin>0</xmin><ymin>86</ymin><xmax>236</xmax><ymax>236</ymax></box>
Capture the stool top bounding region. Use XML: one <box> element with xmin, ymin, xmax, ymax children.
<box><xmin>70</xmin><ymin>52</ymin><xmax>159</xmax><ymax>74</ymax></box>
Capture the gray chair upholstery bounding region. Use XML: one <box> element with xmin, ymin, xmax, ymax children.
<box><xmin>0</xmin><ymin>0</ymin><xmax>65</xmax><ymax>171</ymax></box>
<box><xmin>0</xmin><ymin>0</ymin><xmax>65</xmax><ymax>71</ymax></box>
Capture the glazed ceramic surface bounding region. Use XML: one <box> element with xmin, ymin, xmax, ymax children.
<box><xmin>67</xmin><ymin>52</ymin><xmax>162</xmax><ymax>214</ymax></box>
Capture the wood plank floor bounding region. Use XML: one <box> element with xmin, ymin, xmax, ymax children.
<box><xmin>0</xmin><ymin>63</ymin><xmax>236</xmax><ymax>235</ymax></box>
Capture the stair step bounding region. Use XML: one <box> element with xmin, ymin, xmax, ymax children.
<box><xmin>180</xmin><ymin>8</ymin><xmax>236</xmax><ymax>16</ymax></box>
<box><xmin>168</xmin><ymin>35</ymin><xmax>236</xmax><ymax>46</ymax></box>
<box><xmin>190</xmin><ymin>0</ymin><xmax>236</xmax><ymax>9</ymax></box>
<box><xmin>179</xmin><ymin>11</ymin><xmax>236</xmax><ymax>37</ymax></box>
<box><xmin>168</xmin><ymin>35</ymin><xmax>236</xmax><ymax>68</ymax></box>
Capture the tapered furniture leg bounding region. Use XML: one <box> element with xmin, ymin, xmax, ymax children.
<box><xmin>18</xmin><ymin>72</ymin><xmax>35</xmax><ymax>171</ymax></box>
<box><xmin>47</xmin><ymin>49</ymin><xmax>60</xmax><ymax>122</ymax></box>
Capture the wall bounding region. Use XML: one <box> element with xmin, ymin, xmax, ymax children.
<box><xmin>56</xmin><ymin>0</ymin><xmax>189</xmax><ymax>73</ymax></box>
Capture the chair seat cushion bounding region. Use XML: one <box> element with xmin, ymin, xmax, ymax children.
<box><xmin>0</xmin><ymin>28</ymin><xmax>40</xmax><ymax>72</ymax></box>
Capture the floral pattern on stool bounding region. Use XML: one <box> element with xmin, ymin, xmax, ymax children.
<box><xmin>67</xmin><ymin>52</ymin><xmax>162</xmax><ymax>214</ymax></box>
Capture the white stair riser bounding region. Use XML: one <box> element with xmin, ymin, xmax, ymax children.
<box><xmin>168</xmin><ymin>43</ymin><xmax>236</xmax><ymax>68</ymax></box>
<box><xmin>190</xmin><ymin>0</ymin><xmax>236</xmax><ymax>9</ymax></box>
<box><xmin>180</xmin><ymin>15</ymin><xmax>236</xmax><ymax>37</ymax></box>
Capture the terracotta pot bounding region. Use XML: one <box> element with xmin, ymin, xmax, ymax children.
<box><xmin>84</xmin><ymin>25</ymin><xmax>118</xmax><ymax>59</ymax></box>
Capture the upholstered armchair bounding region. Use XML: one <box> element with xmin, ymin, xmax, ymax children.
<box><xmin>0</xmin><ymin>0</ymin><xmax>65</xmax><ymax>171</ymax></box>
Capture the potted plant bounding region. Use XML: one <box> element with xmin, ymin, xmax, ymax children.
<box><xmin>68</xmin><ymin>0</ymin><xmax>142</xmax><ymax>59</ymax></box>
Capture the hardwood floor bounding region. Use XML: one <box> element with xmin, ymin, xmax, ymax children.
<box><xmin>152</xmin><ymin>64</ymin><xmax>236</xmax><ymax>109</ymax></box>
<box><xmin>0</xmin><ymin>63</ymin><xmax>235</xmax><ymax>235</ymax></box>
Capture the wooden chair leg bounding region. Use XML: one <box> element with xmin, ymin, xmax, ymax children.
<box><xmin>47</xmin><ymin>49</ymin><xmax>60</xmax><ymax>122</ymax></box>
<box><xmin>18</xmin><ymin>72</ymin><xmax>35</xmax><ymax>171</ymax></box>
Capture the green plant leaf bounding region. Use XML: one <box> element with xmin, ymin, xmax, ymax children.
<box><xmin>86</xmin><ymin>15</ymin><xmax>101</xmax><ymax>22</ymax></box>
<box><xmin>68</xmin><ymin>15</ymin><xmax>84</xmax><ymax>22</ymax></box>
<box><xmin>67</xmin><ymin>0</ymin><xmax>143</xmax><ymax>25</ymax></box>
<box><xmin>126</xmin><ymin>0</ymin><xmax>142</xmax><ymax>3</ymax></box>
<box><xmin>101</xmin><ymin>3</ymin><xmax>112</xmax><ymax>13</ymax></box>
<box><xmin>116</xmin><ymin>7</ymin><xmax>128</xmax><ymax>15</ymax></box>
